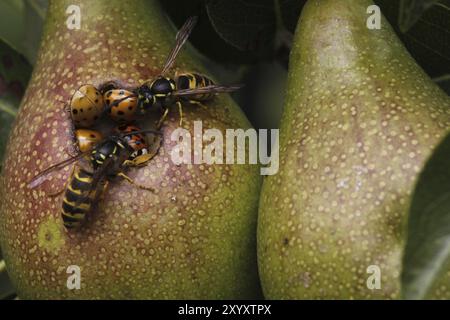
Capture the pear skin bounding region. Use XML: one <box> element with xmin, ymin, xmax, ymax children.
<box><xmin>0</xmin><ymin>0</ymin><xmax>262</xmax><ymax>299</ymax></box>
<box><xmin>258</xmin><ymin>0</ymin><xmax>450</xmax><ymax>299</ymax></box>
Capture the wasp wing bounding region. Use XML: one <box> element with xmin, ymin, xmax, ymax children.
<box><xmin>28</xmin><ymin>150</ymin><xmax>91</xmax><ymax>189</ymax></box>
<box><xmin>173</xmin><ymin>84</ymin><xmax>243</xmax><ymax>97</ymax></box>
<box><xmin>160</xmin><ymin>16</ymin><xmax>198</xmax><ymax>75</ymax></box>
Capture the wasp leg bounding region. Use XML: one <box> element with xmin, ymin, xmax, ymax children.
<box><xmin>70</xmin><ymin>137</ymin><xmax>79</xmax><ymax>155</ymax></box>
<box><xmin>123</xmin><ymin>153</ymin><xmax>154</xmax><ymax>167</ymax></box>
<box><xmin>98</xmin><ymin>180</ymin><xmax>110</xmax><ymax>201</ymax></box>
<box><xmin>48</xmin><ymin>166</ymin><xmax>75</xmax><ymax>197</ymax></box>
<box><xmin>64</xmin><ymin>143</ymin><xmax>79</xmax><ymax>158</ymax></box>
<box><xmin>157</xmin><ymin>107</ymin><xmax>170</xmax><ymax>129</ymax></box>
<box><xmin>176</xmin><ymin>101</ymin><xmax>184</xmax><ymax>127</ymax></box>
<box><xmin>48</xmin><ymin>188</ymin><xmax>66</xmax><ymax>197</ymax></box>
<box><xmin>188</xmin><ymin>99</ymin><xmax>208</xmax><ymax>110</ymax></box>
<box><xmin>62</xmin><ymin>100</ymin><xmax>80</xmax><ymax>155</ymax></box>
<box><xmin>62</xmin><ymin>102</ymin><xmax>71</xmax><ymax>112</ymax></box>
<box><xmin>122</xmin><ymin>159</ymin><xmax>137</xmax><ymax>167</ymax></box>
<box><xmin>99</xmin><ymin>81</ymin><xmax>118</xmax><ymax>94</ymax></box>
<box><xmin>62</xmin><ymin>99</ymin><xmax>79</xmax><ymax>155</ymax></box>
<box><xmin>70</xmin><ymin>142</ymin><xmax>80</xmax><ymax>159</ymax></box>
<box><xmin>117</xmin><ymin>172</ymin><xmax>155</xmax><ymax>192</ymax></box>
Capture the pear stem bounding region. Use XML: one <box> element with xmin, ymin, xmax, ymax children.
<box><xmin>0</xmin><ymin>260</ymin><xmax>5</xmax><ymax>273</ymax></box>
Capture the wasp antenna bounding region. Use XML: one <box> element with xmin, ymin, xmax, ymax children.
<box><xmin>120</xmin><ymin>129</ymin><xmax>162</xmax><ymax>138</ymax></box>
<box><xmin>231</xmin><ymin>84</ymin><xmax>245</xmax><ymax>90</ymax></box>
<box><xmin>102</xmin><ymin>94</ymin><xmax>137</xmax><ymax>116</ymax></box>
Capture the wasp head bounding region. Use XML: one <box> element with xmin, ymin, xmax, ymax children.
<box><xmin>136</xmin><ymin>84</ymin><xmax>155</xmax><ymax>115</ymax></box>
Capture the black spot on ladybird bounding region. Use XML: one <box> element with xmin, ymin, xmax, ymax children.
<box><xmin>72</xmin><ymin>109</ymin><xmax>78</xmax><ymax>114</ymax></box>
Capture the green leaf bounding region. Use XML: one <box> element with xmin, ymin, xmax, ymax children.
<box><xmin>205</xmin><ymin>0</ymin><xmax>303</xmax><ymax>56</ymax></box>
<box><xmin>0</xmin><ymin>40</ymin><xmax>31</xmax><ymax>164</ymax></box>
<box><xmin>399</xmin><ymin>0</ymin><xmax>441</xmax><ymax>32</ymax></box>
<box><xmin>236</xmin><ymin>61</ymin><xmax>287</xmax><ymax>129</ymax></box>
<box><xmin>161</xmin><ymin>0</ymin><xmax>302</xmax><ymax>64</ymax></box>
<box><xmin>0</xmin><ymin>0</ymin><xmax>47</xmax><ymax>64</ymax></box>
<box><xmin>376</xmin><ymin>0</ymin><xmax>450</xmax><ymax>91</ymax></box>
<box><xmin>159</xmin><ymin>0</ymin><xmax>257</xmax><ymax>64</ymax></box>
<box><xmin>23</xmin><ymin>0</ymin><xmax>47</xmax><ymax>64</ymax></box>
<box><xmin>0</xmin><ymin>96</ymin><xmax>17</xmax><ymax>165</ymax></box>
<box><xmin>0</xmin><ymin>0</ymin><xmax>25</xmax><ymax>56</ymax></box>
<box><xmin>0</xmin><ymin>96</ymin><xmax>18</xmax><ymax>117</ymax></box>
<box><xmin>401</xmin><ymin>132</ymin><xmax>450</xmax><ymax>299</ymax></box>
<box><xmin>206</xmin><ymin>0</ymin><xmax>276</xmax><ymax>52</ymax></box>
<box><xmin>0</xmin><ymin>262</ymin><xmax>15</xmax><ymax>300</ymax></box>
<box><xmin>0</xmin><ymin>41</ymin><xmax>31</xmax><ymax>91</ymax></box>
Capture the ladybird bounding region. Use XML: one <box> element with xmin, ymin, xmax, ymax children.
<box><xmin>104</xmin><ymin>89</ymin><xmax>138</xmax><ymax>122</ymax></box>
<box><xmin>70</xmin><ymin>84</ymin><xmax>104</xmax><ymax>128</ymax></box>
<box><xmin>75</xmin><ymin>129</ymin><xmax>103</xmax><ymax>152</ymax></box>
<box><xmin>114</xmin><ymin>124</ymin><xmax>151</xmax><ymax>166</ymax></box>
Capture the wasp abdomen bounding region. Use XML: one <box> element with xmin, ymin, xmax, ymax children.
<box><xmin>61</xmin><ymin>168</ymin><xmax>96</xmax><ymax>229</ymax></box>
<box><xmin>176</xmin><ymin>73</ymin><xmax>215</xmax><ymax>101</ymax></box>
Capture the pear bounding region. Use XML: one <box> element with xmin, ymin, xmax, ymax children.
<box><xmin>0</xmin><ymin>0</ymin><xmax>262</xmax><ymax>299</ymax></box>
<box><xmin>258</xmin><ymin>0</ymin><xmax>450</xmax><ymax>299</ymax></box>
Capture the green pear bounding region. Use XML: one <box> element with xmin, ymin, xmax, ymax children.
<box><xmin>258</xmin><ymin>0</ymin><xmax>450</xmax><ymax>299</ymax></box>
<box><xmin>0</xmin><ymin>0</ymin><xmax>262</xmax><ymax>299</ymax></box>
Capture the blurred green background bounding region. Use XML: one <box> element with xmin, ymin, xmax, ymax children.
<box><xmin>0</xmin><ymin>0</ymin><xmax>449</xmax><ymax>299</ymax></box>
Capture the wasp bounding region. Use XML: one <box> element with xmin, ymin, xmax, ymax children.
<box><xmin>28</xmin><ymin>129</ymin><xmax>160</xmax><ymax>229</ymax></box>
<box><xmin>104</xmin><ymin>16</ymin><xmax>242</xmax><ymax>128</ymax></box>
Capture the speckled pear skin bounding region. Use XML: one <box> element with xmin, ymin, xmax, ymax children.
<box><xmin>0</xmin><ymin>0</ymin><xmax>262</xmax><ymax>299</ymax></box>
<box><xmin>258</xmin><ymin>0</ymin><xmax>450</xmax><ymax>299</ymax></box>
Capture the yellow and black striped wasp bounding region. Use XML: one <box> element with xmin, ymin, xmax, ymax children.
<box><xmin>28</xmin><ymin>129</ymin><xmax>160</xmax><ymax>229</ymax></box>
<box><xmin>104</xmin><ymin>16</ymin><xmax>242</xmax><ymax>127</ymax></box>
